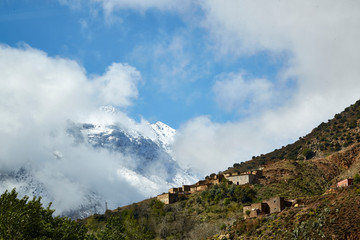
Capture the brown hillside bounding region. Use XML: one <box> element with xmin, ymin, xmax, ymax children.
<box><xmin>211</xmin><ymin>185</ymin><xmax>360</xmax><ymax>240</ymax></box>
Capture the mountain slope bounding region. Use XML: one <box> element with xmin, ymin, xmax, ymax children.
<box><xmin>229</xmin><ymin>99</ymin><xmax>360</xmax><ymax>173</ymax></box>
<box><xmin>82</xmin><ymin>99</ymin><xmax>360</xmax><ymax>239</ymax></box>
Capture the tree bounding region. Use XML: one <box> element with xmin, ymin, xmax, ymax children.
<box><xmin>354</xmin><ymin>173</ymin><xmax>360</xmax><ymax>184</ymax></box>
<box><xmin>98</xmin><ymin>216</ymin><xmax>125</xmax><ymax>240</ymax></box>
<box><xmin>0</xmin><ymin>188</ymin><xmax>90</xmax><ymax>240</ymax></box>
<box><xmin>302</xmin><ymin>148</ymin><xmax>315</xmax><ymax>160</ymax></box>
<box><xmin>98</xmin><ymin>211</ymin><xmax>153</xmax><ymax>240</ymax></box>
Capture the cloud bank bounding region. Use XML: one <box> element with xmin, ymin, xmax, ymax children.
<box><xmin>0</xmin><ymin>44</ymin><xmax>162</xmax><ymax>214</ymax></box>
<box><xmin>174</xmin><ymin>1</ymin><xmax>360</xmax><ymax>176</ymax></box>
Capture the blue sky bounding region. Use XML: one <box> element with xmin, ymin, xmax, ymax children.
<box><xmin>1</xmin><ymin>0</ymin><xmax>360</xmax><ymax>175</ymax></box>
<box><xmin>0</xmin><ymin>0</ymin><xmax>286</xmax><ymax>128</ymax></box>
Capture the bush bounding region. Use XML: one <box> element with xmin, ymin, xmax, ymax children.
<box><xmin>354</xmin><ymin>174</ymin><xmax>360</xmax><ymax>184</ymax></box>
<box><xmin>302</xmin><ymin>148</ymin><xmax>315</xmax><ymax>160</ymax></box>
<box><xmin>0</xmin><ymin>188</ymin><xmax>90</xmax><ymax>240</ymax></box>
<box><xmin>99</xmin><ymin>211</ymin><xmax>153</xmax><ymax>240</ymax></box>
<box><xmin>220</xmin><ymin>224</ymin><xmax>227</xmax><ymax>230</ymax></box>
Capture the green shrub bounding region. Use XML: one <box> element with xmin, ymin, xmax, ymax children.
<box><xmin>0</xmin><ymin>189</ymin><xmax>90</xmax><ymax>240</ymax></box>
<box><xmin>302</xmin><ymin>148</ymin><xmax>315</xmax><ymax>159</ymax></box>
<box><xmin>220</xmin><ymin>224</ymin><xmax>226</xmax><ymax>230</ymax></box>
<box><xmin>354</xmin><ymin>173</ymin><xmax>360</xmax><ymax>184</ymax></box>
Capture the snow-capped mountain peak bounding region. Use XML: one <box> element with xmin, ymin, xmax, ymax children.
<box><xmin>151</xmin><ymin>121</ymin><xmax>176</xmax><ymax>146</ymax></box>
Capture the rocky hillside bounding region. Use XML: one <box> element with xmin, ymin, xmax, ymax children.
<box><xmin>211</xmin><ymin>185</ymin><xmax>360</xmax><ymax>240</ymax></box>
<box><xmin>229</xmin><ymin>99</ymin><xmax>360</xmax><ymax>173</ymax></box>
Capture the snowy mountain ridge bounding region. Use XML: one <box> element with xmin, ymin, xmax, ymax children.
<box><xmin>0</xmin><ymin>108</ymin><xmax>197</xmax><ymax>218</ymax></box>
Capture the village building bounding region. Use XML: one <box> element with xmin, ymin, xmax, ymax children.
<box><xmin>243</xmin><ymin>196</ymin><xmax>291</xmax><ymax>219</ymax></box>
<box><xmin>182</xmin><ymin>185</ymin><xmax>191</xmax><ymax>192</ymax></box>
<box><xmin>190</xmin><ymin>181</ymin><xmax>211</xmax><ymax>193</ymax></box>
<box><xmin>224</xmin><ymin>172</ymin><xmax>256</xmax><ymax>185</ymax></box>
<box><xmin>264</xmin><ymin>196</ymin><xmax>287</xmax><ymax>213</ymax></box>
<box><xmin>337</xmin><ymin>178</ymin><xmax>354</xmax><ymax>188</ymax></box>
<box><xmin>157</xmin><ymin>193</ymin><xmax>178</xmax><ymax>205</ymax></box>
<box><xmin>157</xmin><ymin>170</ymin><xmax>262</xmax><ymax>204</ymax></box>
<box><xmin>243</xmin><ymin>202</ymin><xmax>269</xmax><ymax>218</ymax></box>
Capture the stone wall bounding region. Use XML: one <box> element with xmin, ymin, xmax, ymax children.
<box><xmin>264</xmin><ymin>197</ymin><xmax>285</xmax><ymax>213</ymax></box>
<box><xmin>157</xmin><ymin>193</ymin><xmax>178</xmax><ymax>204</ymax></box>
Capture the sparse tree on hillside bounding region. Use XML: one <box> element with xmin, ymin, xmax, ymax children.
<box><xmin>302</xmin><ymin>148</ymin><xmax>315</xmax><ymax>160</ymax></box>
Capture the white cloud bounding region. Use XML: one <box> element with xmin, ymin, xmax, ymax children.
<box><xmin>0</xmin><ymin>44</ymin><xmax>149</xmax><ymax>214</ymax></box>
<box><xmin>94</xmin><ymin>63</ymin><xmax>141</xmax><ymax>107</ymax></box>
<box><xmin>60</xmin><ymin>0</ymin><xmax>192</xmax><ymax>16</ymax></box>
<box><xmin>174</xmin><ymin>1</ymin><xmax>360</xmax><ymax>176</ymax></box>
<box><xmin>213</xmin><ymin>72</ymin><xmax>274</xmax><ymax>113</ymax></box>
<box><xmin>93</xmin><ymin>0</ymin><xmax>190</xmax><ymax>14</ymax></box>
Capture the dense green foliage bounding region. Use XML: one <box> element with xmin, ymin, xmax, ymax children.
<box><xmin>0</xmin><ymin>189</ymin><xmax>89</xmax><ymax>240</ymax></box>
<box><xmin>0</xmin><ymin>189</ymin><xmax>153</xmax><ymax>240</ymax></box>
<box><xmin>200</xmin><ymin>183</ymin><xmax>256</xmax><ymax>204</ymax></box>
<box><xmin>97</xmin><ymin>210</ymin><xmax>153</xmax><ymax>240</ymax></box>
<box><xmin>83</xmin><ymin>184</ymin><xmax>258</xmax><ymax>239</ymax></box>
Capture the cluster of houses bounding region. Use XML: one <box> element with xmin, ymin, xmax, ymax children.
<box><xmin>157</xmin><ymin>169</ymin><xmax>263</xmax><ymax>204</ymax></box>
<box><xmin>156</xmin><ymin>166</ymin><xmax>359</xmax><ymax>219</ymax></box>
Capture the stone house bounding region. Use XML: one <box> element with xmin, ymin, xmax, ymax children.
<box><xmin>243</xmin><ymin>196</ymin><xmax>291</xmax><ymax>219</ymax></box>
<box><xmin>190</xmin><ymin>180</ymin><xmax>212</xmax><ymax>193</ymax></box>
<box><xmin>169</xmin><ymin>187</ymin><xmax>182</xmax><ymax>194</ymax></box>
<box><xmin>264</xmin><ymin>197</ymin><xmax>287</xmax><ymax>213</ymax></box>
<box><xmin>243</xmin><ymin>202</ymin><xmax>270</xmax><ymax>219</ymax></box>
<box><xmin>337</xmin><ymin>178</ymin><xmax>354</xmax><ymax>188</ymax></box>
<box><xmin>157</xmin><ymin>193</ymin><xmax>178</xmax><ymax>204</ymax></box>
<box><xmin>157</xmin><ymin>173</ymin><xmax>243</xmax><ymax>204</ymax></box>
<box><xmin>182</xmin><ymin>185</ymin><xmax>191</xmax><ymax>192</ymax></box>
<box><xmin>224</xmin><ymin>172</ymin><xmax>256</xmax><ymax>185</ymax></box>
<box><xmin>208</xmin><ymin>174</ymin><xmax>225</xmax><ymax>185</ymax></box>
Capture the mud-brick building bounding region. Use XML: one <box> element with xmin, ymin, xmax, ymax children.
<box><xmin>264</xmin><ymin>197</ymin><xmax>288</xmax><ymax>213</ymax></box>
<box><xmin>169</xmin><ymin>187</ymin><xmax>182</xmax><ymax>194</ymax></box>
<box><xmin>337</xmin><ymin>178</ymin><xmax>354</xmax><ymax>188</ymax></box>
<box><xmin>243</xmin><ymin>197</ymin><xmax>291</xmax><ymax>219</ymax></box>
<box><xmin>224</xmin><ymin>172</ymin><xmax>256</xmax><ymax>185</ymax></box>
<box><xmin>190</xmin><ymin>181</ymin><xmax>211</xmax><ymax>193</ymax></box>
<box><xmin>182</xmin><ymin>185</ymin><xmax>191</xmax><ymax>192</ymax></box>
<box><xmin>208</xmin><ymin>174</ymin><xmax>225</xmax><ymax>185</ymax></box>
<box><xmin>157</xmin><ymin>193</ymin><xmax>178</xmax><ymax>204</ymax></box>
<box><xmin>243</xmin><ymin>202</ymin><xmax>270</xmax><ymax>218</ymax></box>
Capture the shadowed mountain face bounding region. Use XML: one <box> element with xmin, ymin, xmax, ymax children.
<box><xmin>66</xmin><ymin>121</ymin><xmax>190</xmax><ymax>183</ymax></box>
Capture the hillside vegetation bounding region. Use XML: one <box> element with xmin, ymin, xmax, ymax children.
<box><xmin>211</xmin><ymin>185</ymin><xmax>360</xmax><ymax>240</ymax></box>
<box><xmin>230</xmin><ymin>99</ymin><xmax>360</xmax><ymax>173</ymax></box>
